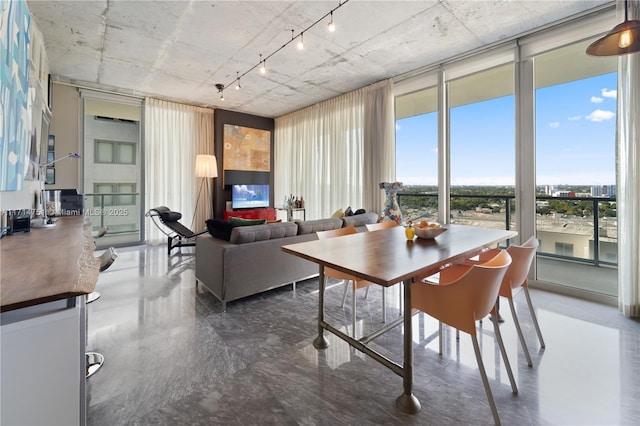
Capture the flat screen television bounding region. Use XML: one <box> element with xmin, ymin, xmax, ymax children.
<box><xmin>231</xmin><ymin>184</ymin><xmax>270</xmax><ymax>209</ymax></box>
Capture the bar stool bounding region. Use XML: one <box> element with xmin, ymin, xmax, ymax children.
<box><xmin>86</xmin><ymin>247</ymin><xmax>118</xmax><ymax>379</ymax></box>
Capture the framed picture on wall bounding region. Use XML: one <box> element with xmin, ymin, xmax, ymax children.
<box><xmin>45</xmin><ymin>167</ymin><xmax>55</xmax><ymax>185</ymax></box>
<box><xmin>222</xmin><ymin>124</ymin><xmax>271</xmax><ymax>184</ymax></box>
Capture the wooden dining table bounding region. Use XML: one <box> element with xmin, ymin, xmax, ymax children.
<box><xmin>282</xmin><ymin>223</ymin><xmax>517</xmax><ymax>414</ymax></box>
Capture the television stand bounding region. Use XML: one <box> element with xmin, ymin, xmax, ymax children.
<box><xmin>223</xmin><ymin>208</ymin><xmax>276</xmax><ymax>221</ymax></box>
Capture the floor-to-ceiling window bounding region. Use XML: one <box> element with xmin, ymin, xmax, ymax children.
<box><xmin>395</xmin><ymin>85</ymin><xmax>438</xmax><ymax>223</ymax></box>
<box><xmin>448</xmin><ymin>63</ymin><xmax>515</xmax><ymax>230</ymax></box>
<box><xmin>393</xmin><ymin>7</ymin><xmax>619</xmax><ymax>303</ymax></box>
<box><xmin>82</xmin><ymin>92</ymin><xmax>143</xmax><ymax>247</ymax></box>
<box><xmin>534</xmin><ymin>39</ymin><xmax>617</xmax><ymax>296</ymax></box>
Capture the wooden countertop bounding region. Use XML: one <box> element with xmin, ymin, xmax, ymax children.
<box><xmin>1</xmin><ymin>216</ymin><xmax>100</xmax><ymax>312</ymax></box>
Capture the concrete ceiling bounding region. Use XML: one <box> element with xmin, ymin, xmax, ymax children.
<box><xmin>27</xmin><ymin>0</ymin><xmax>612</xmax><ymax>118</ymax></box>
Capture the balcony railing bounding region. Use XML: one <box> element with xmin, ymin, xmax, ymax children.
<box><xmin>84</xmin><ymin>192</ymin><xmax>141</xmax><ymax>247</ymax></box>
<box><xmin>397</xmin><ymin>192</ymin><xmax>617</xmax><ymax>267</ymax></box>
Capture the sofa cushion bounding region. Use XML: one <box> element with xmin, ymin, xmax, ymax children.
<box><xmin>341</xmin><ymin>212</ymin><xmax>379</xmax><ymax>228</ymax></box>
<box><xmin>205</xmin><ymin>219</ymin><xmax>236</xmax><ymax>241</ymax></box>
<box><xmin>297</xmin><ymin>218</ymin><xmax>343</xmax><ymax>235</ymax></box>
<box><xmin>229</xmin><ymin>217</ymin><xmax>267</xmax><ymax>226</ymax></box>
<box><xmin>230</xmin><ymin>221</ymin><xmax>298</xmax><ymax>244</ymax></box>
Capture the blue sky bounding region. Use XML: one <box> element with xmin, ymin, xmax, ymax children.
<box><xmin>396</xmin><ymin>72</ymin><xmax>617</xmax><ymax>186</ymax></box>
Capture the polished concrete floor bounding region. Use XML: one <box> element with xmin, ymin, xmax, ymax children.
<box><xmin>87</xmin><ymin>244</ymin><xmax>640</xmax><ymax>425</ymax></box>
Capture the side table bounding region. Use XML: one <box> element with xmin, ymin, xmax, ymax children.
<box><xmin>276</xmin><ymin>206</ymin><xmax>306</xmax><ymax>222</ymax></box>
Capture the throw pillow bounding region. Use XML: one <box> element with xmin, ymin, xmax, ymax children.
<box><xmin>331</xmin><ymin>208</ymin><xmax>344</xmax><ymax>218</ymax></box>
<box><xmin>205</xmin><ymin>219</ymin><xmax>236</xmax><ymax>241</ymax></box>
<box><xmin>228</xmin><ymin>217</ymin><xmax>268</xmax><ymax>226</ymax></box>
<box><xmin>344</xmin><ymin>206</ymin><xmax>353</xmax><ymax>216</ymax></box>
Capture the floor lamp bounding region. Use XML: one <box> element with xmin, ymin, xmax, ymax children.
<box><xmin>192</xmin><ymin>154</ymin><xmax>218</xmax><ymax>228</ymax></box>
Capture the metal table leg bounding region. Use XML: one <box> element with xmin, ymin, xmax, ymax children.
<box><xmin>395</xmin><ymin>278</ymin><xmax>421</xmax><ymax>414</ymax></box>
<box><xmin>313</xmin><ymin>265</ymin><xmax>329</xmax><ymax>349</ymax></box>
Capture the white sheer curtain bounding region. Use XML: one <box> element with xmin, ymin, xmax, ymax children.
<box><xmin>274</xmin><ymin>80</ymin><xmax>395</xmax><ymax>220</ymax></box>
<box><xmin>145</xmin><ymin>98</ymin><xmax>214</xmax><ymax>243</ymax></box>
<box><xmin>363</xmin><ymin>80</ymin><xmax>396</xmax><ymax>213</ymax></box>
<box><xmin>617</xmin><ymin>0</ymin><xmax>640</xmax><ymax>318</ymax></box>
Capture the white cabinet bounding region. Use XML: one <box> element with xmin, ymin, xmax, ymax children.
<box><xmin>1</xmin><ymin>297</ymin><xmax>86</xmax><ymax>425</ymax></box>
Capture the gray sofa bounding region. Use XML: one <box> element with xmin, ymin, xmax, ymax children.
<box><xmin>195</xmin><ymin>212</ymin><xmax>379</xmax><ymax>311</ymax></box>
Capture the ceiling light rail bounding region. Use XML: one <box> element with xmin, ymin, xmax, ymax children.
<box><xmin>217</xmin><ymin>0</ymin><xmax>350</xmax><ymax>98</ymax></box>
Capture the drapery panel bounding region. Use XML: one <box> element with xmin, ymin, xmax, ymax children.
<box><xmin>274</xmin><ymin>80</ymin><xmax>395</xmax><ymax>220</ymax></box>
<box><xmin>145</xmin><ymin>98</ymin><xmax>214</xmax><ymax>243</ymax></box>
<box><xmin>617</xmin><ymin>0</ymin><xmax>640</xmax><ymax>318</ymax></box>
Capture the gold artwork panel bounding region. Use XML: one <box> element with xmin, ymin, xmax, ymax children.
<box><xmin>223</xmin><ymin>124</ymin><xmax>271</xmax><ymax>173</ymax></box>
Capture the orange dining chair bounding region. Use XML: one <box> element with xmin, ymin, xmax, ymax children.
<box><xmin>365</xmin><ymin>221</ymin><xmax>397</xmax><ymax>232</ymax></box>
<box><xmin>317</xmin><ymin>226</ymin><xmax>384</xmax><ymax>337</ymax></box>
<box><xmin>439</xmin><ymin>236</ymin><xmax>544</xmax><ymax>367</ymax></box>
<box><xmin>412</xmin><ymin>250</ymin><xmax>518</xmax><ymax>426</ymax></box>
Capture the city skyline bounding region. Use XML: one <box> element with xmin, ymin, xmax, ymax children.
<box><xmin>396</xmin><ymin>72</ymin><xmax>617</xmax><ymax>187</ymax></box>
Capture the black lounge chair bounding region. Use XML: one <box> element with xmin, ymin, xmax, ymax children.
<box><xmin>146</xmin><ymin>206</ymin><xmax>206</xmax><ymax>255</ymax></box>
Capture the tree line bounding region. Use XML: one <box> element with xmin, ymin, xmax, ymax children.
<box><xmin>398</xmin><ymin>186</ymin><xmax>616</xmax><ymax>218</ymax></box>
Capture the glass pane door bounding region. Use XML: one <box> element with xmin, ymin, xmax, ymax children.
<box><xmin>83</xmin><ymin>97</ymin><xmax>142</xmax><ymax>247</ymax></box>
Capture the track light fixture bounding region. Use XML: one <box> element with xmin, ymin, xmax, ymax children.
<box><xmin>215</xmin><ymin>83</ymin><xmax>224</xmax><ymax>101</ymax></box>
<box><xmin>587</xmin><ymin>0</ymin><xmax>640</xmax><ymax>56</ymax></box>
<box><xmin>220</xmin><ymin>0</ymin><xmax>350</xmax><ymax>99</ymax></box>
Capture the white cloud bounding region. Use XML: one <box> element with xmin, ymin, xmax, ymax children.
<box><xmin>602</xmin><ymin>88</ymin><xmax>617</xmax><ymax>98</ymax></box>
<box><xmin>549</xmin><ymin>122</ymin><xmax>560</xmax><ymax>128</ymax></box>
<box><xmin>568</xmin><ymin>116</ymin><xmax>581</xmax><ymax>121</ymax></box>
<box><xmin>591</xmin><ymin>96</ymin><xmax>603</xmax><ymax>103</ymax></box>
<box><xmin>586</xmin><ymin>109</ymin><xmax>615</xmax><ymax>122</ymax></box>
<box><xmin>395</xmin><ymin>123</ymin><xmax>401</xmax><ymax>131</ymax></box>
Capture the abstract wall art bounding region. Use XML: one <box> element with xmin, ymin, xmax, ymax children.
<box><xmin>1</xmin><ymin>0</ymin><xmax>31</xmax><ymax>190</ymax></box>
<box><xmin>222</xmin><ymin>124</ymin><xmax>271</xmax><ymax>175</ymax></box>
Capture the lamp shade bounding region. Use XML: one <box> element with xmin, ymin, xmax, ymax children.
<box><xmin>195</xmin><ymin>155</ymin><xmax>218</xmax><ymax>178</ymax></box>
<box><xmin>586</xmin><ymin>20</ymin><xmax>640</xmax><ymax>56</ymax></box>
<box><xmin>586</xmin><ymin>0</ymin><xmax>640</xmax><ymax>56</ymax></box>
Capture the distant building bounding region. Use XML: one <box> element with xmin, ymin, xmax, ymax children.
<box><xmin>591</xmin><ymin>185</ymin><xmax>616</xmax><ymax>197</ymax></box>
<box><xmin>545</xmin><ymin>185</ymin><xmax>557</xmax><ymax>195</ymax></box>
<box><xmin>554</xmin><ymin>190</ymin><xmax>576</xmax><ymax>197</ymax></box>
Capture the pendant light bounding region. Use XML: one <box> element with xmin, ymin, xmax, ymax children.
<box><xmin>215</xmin><ymin>83</ymin><xmax>224</xmax><ymax>101</ymax></box>
<box><xmin>327</xmin><ymin>11</ymin><xmax>336</xmax><ymax>32</ymax></box>
<box><xmin>586</xmin><ymin>0</ymin><xmax>640</xmax><ymax>56</ymax></box>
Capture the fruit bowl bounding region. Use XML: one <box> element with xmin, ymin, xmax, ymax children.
<box><xmin>413</xmin><ymin>222</ymin><xmax>447</xmax><ymax>239</ymax></box>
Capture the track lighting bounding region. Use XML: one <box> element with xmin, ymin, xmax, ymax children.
<box><xmin>328</xmin><ymin>11</ymin><xmax>336</xmax><ymax>32</ymax></box>
<box><xmin>587</xmin><ymin>0</ymin><xmax>640</xmax><ymax>56</ymax></box>
<box><xmin>219</xmin><ymin>0</ymin><xmax>351</xmax><ymax>99</ymax></box>
<box><xmin>215</xmin><ymin>83</ymin><xmax>224</xmax><ymax>101</ymax></box>
<box><xmin>259</xmin><ymin>54</ymin><xmax>266</xmax><ymax>74</ymax></box>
